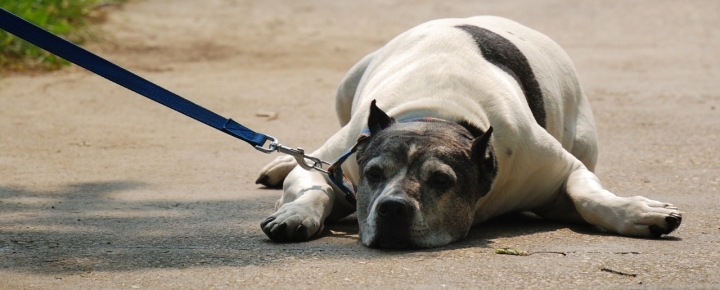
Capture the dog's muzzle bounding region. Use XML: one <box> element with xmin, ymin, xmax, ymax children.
<box><xmin>369</xmin><ymin>196</ymin><xmax>415</xmax><ymax>248</ymax></box>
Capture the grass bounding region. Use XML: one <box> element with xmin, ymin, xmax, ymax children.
<box><xmin>0</xmin><ymin>0</ymin><xmax>125</xmax><ymax>72</ymax></box>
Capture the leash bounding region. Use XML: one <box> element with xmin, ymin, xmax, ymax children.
<box><xmin>0</xmin><ymin>7</ymin><xmax>330</xmax><ymax>174</ymax></box>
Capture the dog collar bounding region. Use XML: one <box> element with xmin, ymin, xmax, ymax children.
<box><xmin>327</xmin><ymin>129</ymin><xmax>369</xmax><ymax>206</ymax></box>
<box><xmin>327</xmin><ymin>117</ymin><xmax>451</xmax><ymax>207</ymax></box>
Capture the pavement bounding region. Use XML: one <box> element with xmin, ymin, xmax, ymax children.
<box><xmin>1</xmin><ymin>0</ymin><xmax>719</xmax><ymax>288</ymax></box>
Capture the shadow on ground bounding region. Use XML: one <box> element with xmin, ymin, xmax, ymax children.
<box><xmin>0</xmin><ymin>181</ymin><xmax>622</xmax><ymax>274</ymax></box>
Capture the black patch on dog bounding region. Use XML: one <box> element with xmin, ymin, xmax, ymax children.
<box><xmin>455</xmin><ymin>25</ymin><xmax>546</xmax><ymax>128</ymax></box>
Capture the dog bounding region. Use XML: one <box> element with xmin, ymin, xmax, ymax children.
<box><xmin>255</xmin><ymin>16</ymin><xmax>682</xmax><ymax>248</ymax></box>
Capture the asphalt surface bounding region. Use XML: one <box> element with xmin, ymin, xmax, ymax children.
<box><xmin>1</xmin><ymin>0</ymin><xmax>719</xmax><ymax>289</ymax></box>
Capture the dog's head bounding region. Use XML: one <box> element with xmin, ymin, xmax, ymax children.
<box><xmin>354</xmin><ymin>101</ymin><xmax>497</xmax><ymax>248</ymax></box>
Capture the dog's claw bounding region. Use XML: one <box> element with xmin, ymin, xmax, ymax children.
<box><xmin>270</xmin><ymin>222</ymin><xmax>287</xmax><ymax>235</ymax></box>
<box><xmin>293</xmin><ymin>225</ymin><xmax>308</xmax><ymax>242</ymax></box>
<box><xmin>261</xmin><ymin>217</ymin><xmax>289</xmax><ymax>242</ymax></box>
<box><xmin>665</xmin><ymin>212</ymin><xmax>682</xmax><ymax>234</ymax></box>
<box><xmin>255</xmin><ymin>175</ymin><xmax>270</xmax><ymax>186</ymax></box>
<box><xmin>260</xmin><ymin>215</ymin><xmax>318</xmax><ymax>243</ymax></box>
<box><xmin>648</xmin><ymin>225</ymin><xmax>664</xmax><ymax>238</ymax></box>
<box><xmin>647</xmin><ymin>212</ymin><xmax>682</xmax><ymax>238</ymax></box>
<box><xmin>267</xmin><ymin>222</ymin><xmax>289</xmax><ymax>242</ymax></box>
<box><xmin>261</xmin><ymin>216</ymin><xmax>275</xmax><ymax>228</ymax></box>
<box><xmin>262</xmin><ymin>221</ymin><xmax>313</xmax><ymax>242</ymax></box>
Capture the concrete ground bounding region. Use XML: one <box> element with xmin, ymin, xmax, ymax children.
<box><xmin>1</xmin><ymin>0</ymin><xmax>719</xmax><ymax>288</ymax></box>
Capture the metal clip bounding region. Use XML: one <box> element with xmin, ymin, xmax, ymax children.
<box><xmin>254</xmin><ymin>135</ymin><xmax>279</xmax><ymax>153</ymax></box>
<box><xmin>254</xmin><ymin>135</ymin><xmax>331</xmax><ymax>174</ymax></box>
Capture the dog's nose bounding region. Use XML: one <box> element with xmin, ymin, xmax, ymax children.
<box><xmin>377</xmin><ymin>198</ymin><xmax>414</xmax><ymax>221</ymax></box>
<box><xmin>371</xmin><ymin>197</ymin><xmax>415</xmax><ymax>248</ymax></box>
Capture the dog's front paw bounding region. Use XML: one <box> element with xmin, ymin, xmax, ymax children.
<box><xmin>256</xmin><ymin>155</ymin><xmax>297</xmax><ymax>188</ymax></box>
<box><xmin>261</xmin><ymin>202</ymin><xmax>324</xmax><ymax>242</ymax></box>
<box><xmin>613</xmin><ymin>196</ymin><xmax>682</xmax><ymax>238</ymax></box>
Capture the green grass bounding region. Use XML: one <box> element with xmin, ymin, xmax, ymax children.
<box><xmin>0</xmin><ymin>0</ymin><xmax>124</xmax><ymax>72</ymax></box>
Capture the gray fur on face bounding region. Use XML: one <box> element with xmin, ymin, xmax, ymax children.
<box><xmin>354</xmin><ymin>115</ymin><xmax>496</xmax><ymax>248</ymax></box>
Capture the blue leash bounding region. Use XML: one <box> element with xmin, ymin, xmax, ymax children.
<box><xmin>0</xmin><ymin>8</ymin><xmax>329</xmax><ymax>168</ymax></box>
<box><xmin>0</xmin><ymin>7</ymin><xmax>357</xmax><ymax>203</ymax></box>
<box><xmin>0</xmin><ymin>7</ymin><xmax>269</xmax><ymax>147</ymax></box>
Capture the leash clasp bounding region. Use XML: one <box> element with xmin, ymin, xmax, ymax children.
<box><xmin>254</xmin><ymin>135</ymin><xmax>279</xmax><ymax>153</ymax></box>
<box><xmin>254</xmin><ymin>135</ymin><xmax>331</xmax><ymax>174</ymax></box>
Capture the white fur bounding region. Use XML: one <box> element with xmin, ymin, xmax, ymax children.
<box><xmin>259</xmin><ymin>16</ymin><xmax>681</xmax><ymax>243</ymax></box>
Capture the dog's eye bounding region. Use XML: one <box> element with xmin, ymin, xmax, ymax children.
<box><xmin>364</xmin><ymin>167</ymin><xmax>385</xmax><ymax>183</ymax></box>
<box><xmin>427</xmin><ymin>172</ymin><xmax>455</xmax><ymax>189</ymax></box>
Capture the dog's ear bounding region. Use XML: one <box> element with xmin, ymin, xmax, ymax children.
<box><xmin>471</xmin><ymin>126</ymin><xmax>496</xmax><ymax>178</ymax></box>
<box><xmin>368</xmin><ymin>100</ymin><xmax>395</xmax><ymax>135</ymax></box>
<box><xmin>458</xmin><ymin>120</ymin><xmax>484</xmax><ymax>138</ymax></box>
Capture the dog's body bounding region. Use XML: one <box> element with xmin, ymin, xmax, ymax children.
<box><xmin>257</xmin><ymin>16</ymin><xmax>681</xmax><ymax>248</ymax></box>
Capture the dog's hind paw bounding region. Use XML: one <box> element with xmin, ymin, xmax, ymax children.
<box><xmin>256</xmin><ymin>155</ymin><xmax>297</xmax><ymax>188</ymax></box>
<box><xmin>612</xmin><ymin>196</ymin><xmax>683</xmax><ymax>238</ymax></box>
<box><xmin>260</xmin><ymin>202</ymin><xmax>324</xmax><ymax>242</ymax></box>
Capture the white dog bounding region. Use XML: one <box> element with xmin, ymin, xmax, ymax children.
<box><xmin>256</xmin><ymin>16</ymin><xmax>681</xmax><ymax>248</ymax></box>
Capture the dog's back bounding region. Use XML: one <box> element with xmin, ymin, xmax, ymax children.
<box><xmin>345</xmin><ymin>16</ymin><xmax>597</xmax><ymax>168</ymax></box>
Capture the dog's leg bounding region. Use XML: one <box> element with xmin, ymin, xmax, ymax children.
<box><xmin>551</xmin><ymin>162</ymin><xmax>682</xmax><ymax>237</ymax></box>
<box><xmin>260</xmin><ymin>124</ymin><xmax>360</xmax><ymax>242</ymax></box>
<box><xmin>257</xmin><ymin>53</ymin><xmax>376</xmax><ymax>242</ymax></box>
<box><xmin>568</xmin><ymin>93</ymin><xmax>599</xmax><ymax>172</ymax></box>
<box><xmin>260</xmin><ymin>156</ymin><xmax>357</xmax><ymax>242</ymax></box>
